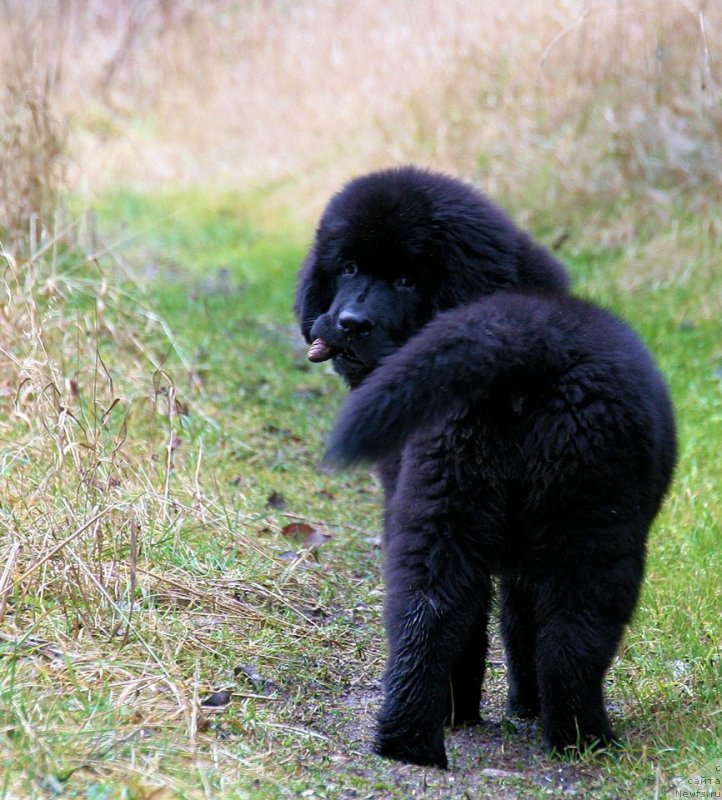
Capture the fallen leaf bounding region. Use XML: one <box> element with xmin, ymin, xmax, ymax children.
<box><xmin>282</xmin><ymin>522</ymin><xmax>331</xmax><ymax>549</ymax></box>
<box><xmin>282</xmin><ymin>522</ymin><xmax>314</xmax><ymax>538</ymax></box>
<box><xmin>201</xmin><ymin>689</ymin><xmax>232</xmax><ymax>707</ymax></box>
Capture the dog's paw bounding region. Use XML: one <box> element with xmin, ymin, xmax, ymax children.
<box><xmin>374</xmin><ymin>730</ymin><xmax>448</xmax><ymax>769</ymax></box>
<box><xmin>543</xmin><ymin>726</ymin><xmax>620</xmax><ymax>758</ymax></box>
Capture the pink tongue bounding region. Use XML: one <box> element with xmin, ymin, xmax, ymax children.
<box><xmin>307</xmin><ymin>338</ymin><xmax>337</xmax><ymax>363</ymax></box>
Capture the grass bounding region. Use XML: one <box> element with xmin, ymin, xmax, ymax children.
<box><xmin>0</xmin><ymin>183</ymin><xmax>720</xmax><ymax>799</ymax></box>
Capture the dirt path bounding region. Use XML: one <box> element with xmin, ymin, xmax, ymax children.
<box><xmin>315</xmin><ymin>634</ymin><xmax>605</xmax><ymax>799</ymax></box>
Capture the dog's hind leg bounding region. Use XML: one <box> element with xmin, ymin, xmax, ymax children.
<box><xmin>533</xmin><ymin>543</ymin><xmax>644</xmax><ymax>754</ymax></box>
<box><xmin>446</xmin><ymin>580</ymin><xmax>491</xmax><ymax>726</ymax></box>
<box><xmin>500</xmin><ymin>574</ymin><xmax>541</xmax><ymax>719</ymax></box>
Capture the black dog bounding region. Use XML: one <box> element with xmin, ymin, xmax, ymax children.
<box><xmin>295</xmin><ymin>166</ymin><xmax>676</xmax><ymax>769</ymax></box>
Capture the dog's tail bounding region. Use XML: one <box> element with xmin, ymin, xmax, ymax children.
<box><xmin>323</xmin><ymin>294</ymin><xmax>563</xmax><ymax>467</ymax></box>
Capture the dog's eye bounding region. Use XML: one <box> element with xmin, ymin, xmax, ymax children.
<box><xmin>340</xmin><ymin>260</ymin><xmax>358</xmax><ymax>276</ymax></box>
<box><xmin>394</xmin><ymin>275</ymin><xmax>415</xmax><ymax>289</ymax></box>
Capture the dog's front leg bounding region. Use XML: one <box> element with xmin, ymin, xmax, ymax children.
<box><xmin>375</xmin><ymin>525</ymin><xmax>489</xmax><ymax>769</ymax></box>
<box><xmin>374</xmin><ymin>587</ymin><xmax>451</xmax><ymax>768</ymax></box>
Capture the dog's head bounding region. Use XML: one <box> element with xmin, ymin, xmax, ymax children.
<box><xmin>295</xmin><ymin>166</ymin><xmax>568</xmax><ymax>386</ymax></box>
<box><xmin>296</xmin><ymin>171</ymin><xmax>440</xmax><ymax>385</ymax></box>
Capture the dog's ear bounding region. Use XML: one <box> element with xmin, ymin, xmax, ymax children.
<box><xmin>295</xmin><ymin>244</ymin><xmax>333</xmax><ymax>342</ymax></box>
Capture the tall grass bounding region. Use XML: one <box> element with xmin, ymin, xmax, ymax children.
<box><xmin>0</xmin><ymin>11</ymin><xmax>66</xmax><ymax>246</ymax></box>
<box><xmin>0</xmin><ymin>0</ymin><xmax>719</xmax><ymax>220</ymax></box>
<box><xmin>0</xmin><ymin>231</ymin><xmax>182</xmax><ymax>628</ymax></box>
<box><xmin>0</xmin><ymin>226</ymin><xmax>308</xmax><ymax>795</ymax></box>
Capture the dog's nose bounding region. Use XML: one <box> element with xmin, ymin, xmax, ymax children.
<box><xmin>338</xmin><ymin>310</ymin><xmax>374</xmax><ymax>336</ymax></box>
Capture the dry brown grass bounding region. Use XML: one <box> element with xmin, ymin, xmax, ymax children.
<box><xmin>0</xmin><ymin>231</ymin><xmax>178</xmax><ymax>622</ymax></box>
<box><xmin>0</xmin><ymin>11</ymin><xmax>66</xmax><ymax>246</ymax></box>
<box><xmin>1</xmin><ymin>0</ymin><xmax>719</xmax><ymax>223</ymax></box>
<box><xmin>0</xmin><ymin>231</ymin><xmax>340</xmax><ymax>793</ymax></box>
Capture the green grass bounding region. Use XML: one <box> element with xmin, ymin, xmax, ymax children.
<box><xmin>0</xmin><ymin>186</ymin><xmax>720</xmax><ymax>799</ymax></box>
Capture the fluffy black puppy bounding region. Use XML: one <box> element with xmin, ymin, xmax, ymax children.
<box><xmin>295</xmin><ymin>166</ymin><xmax>676</xmax><ymax>769</ymax></box>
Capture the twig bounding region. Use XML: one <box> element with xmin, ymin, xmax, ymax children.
<box><xmin>164</xmin><ymin>385</ymin><xmax>176</xmax><ymax>527</ymax></box>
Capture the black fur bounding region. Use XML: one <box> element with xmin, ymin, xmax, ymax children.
<box><xmin>295</xmin><ymin>166</ymin><xmax>676</xmax><ymax>769</ymax></box>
